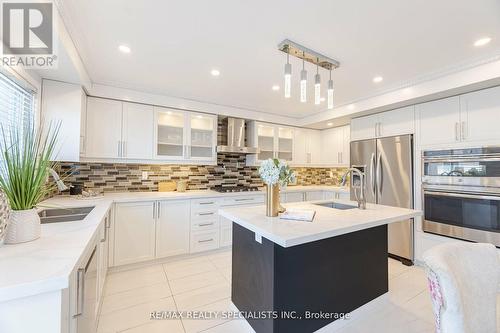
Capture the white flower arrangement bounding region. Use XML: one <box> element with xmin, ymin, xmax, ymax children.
<box><xmin>258</xmin><ymin>158</ymin><xmax>296</xmax><ymax>187</ymax></box>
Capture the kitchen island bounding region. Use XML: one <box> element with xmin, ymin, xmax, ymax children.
<box><xmin>218</xmin><ymin>199</ymin><xmax>422</xmax><ymax>333</ymax></box>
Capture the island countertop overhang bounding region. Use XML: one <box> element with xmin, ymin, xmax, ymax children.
<box><xmin>218</xmin><ymin>199</ymin><xmax>422</xmax><ymax>248</ymax></box>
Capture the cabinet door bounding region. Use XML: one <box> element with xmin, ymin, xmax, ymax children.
<box><xmin>379</xmin><ymin>106</ymin><xmax>414</xmax><ymax>137</ymax></box>
<box><xmin>114</xmin><ymin>202</ymin><xmax>156</xmax><ymax>266</ymax></box>
<box><xmin>188</xmin><ymin>113</ymin><xmax>217</xmax><ymax>161</ymax></box>
<box><xmin>122</xmin><ymin>102</ymin><xmax>154</xmax><ymax>159</ymax></box>
<box><xmin>308</xmin><ymin>130</ymin><xmax>322</xmax><ymax>164</ymax></box>
<box><xmin>305</xmin><ymin>191</ymin><xmax>323</xmax><ymax>201</ymax></box>
<box><xmin>256</xmin><ymin>124</ymin><xmax>275</xmax><ymax>161</ymax></box>
<box><xmin>350</xmin><ymin>114</ymin><xmax>378</xmax><ymax>141</ymax></box>
<box><xmin>417</xmin><ymin>96</ymin><xmax>460</xmax><ymax>147</ymax></box>
<box><xmin>284</xmin><ymin>192</ymin><xmax>304</xmax><ymax>203</ymax></box>
<box><xmin>321</xmin><ymin>127</ymin><xmax>338</xmax><ymax>165</ymax></box>
<box><xmin>156</xmin><ymin>200</ymin><xmax>190</xmax><ymax>258</ymax></box>
<box><xmin>460</xmin><ymin>86</ymin><xmax>500</xmax><ymax>143</ymax></box>
<box><xmin>85</xmin><ymin>97</ymin><xmax>123</xmax><ymax>158</ymax></box>
<box><xmin>293</xmin><ymin>128</ymin><xmax>308</xmax><ymax>164</ymax></box>
<box><xmin>277</xmin><ymin>127</ymin><xmax>294</xmax><ymax>161</ymax></box>
<box><xmin>341</xmin><ymin>125</ymin><xmax>350</xmax><ymax>166</ymax></box>
<box><xmin>154</xmin><ymin>107</ymin><xmax>187</xmax><ymax>160</ymax></box>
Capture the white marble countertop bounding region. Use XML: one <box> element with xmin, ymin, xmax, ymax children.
<box><xmin>0</xmin><ymin>185</ymin><xmax>346</xmax><ymax>303</ymax></box>
<box><xmin>218</xmin><ymin>199</ymin><xmax>422</xmax><ymax>248</ymax></box>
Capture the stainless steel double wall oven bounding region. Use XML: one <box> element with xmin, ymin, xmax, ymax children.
<box><xmin>422</xmin><ymin>147</ymin><xmax>500</xmax><ymax>246</ymax></box>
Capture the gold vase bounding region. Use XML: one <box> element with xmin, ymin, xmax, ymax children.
<box><xmin>266</xmin><ymin>184</ymin><xmax>286</xmax><ymax>217</ymax></box>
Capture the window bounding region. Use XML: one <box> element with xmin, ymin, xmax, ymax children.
<box><xmin>0</xmin><ymin>71</ymin><xmax>36</xmax><ymax>149</ymax></box>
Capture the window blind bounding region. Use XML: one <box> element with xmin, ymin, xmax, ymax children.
<box><xmin>0</xmin><ymin>71</ymin><xmax>36</xmax><ymax>150</ymax></box>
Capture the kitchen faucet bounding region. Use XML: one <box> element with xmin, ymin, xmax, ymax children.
<box><xmin>48</xmin><ymin>168</ymin><xmax>68</xmax><ymax>192</ymax></box>
<box><xmin>341</xmin><ymin>167</ymin><xmax>366</xmax><ymax>209</ymax></box>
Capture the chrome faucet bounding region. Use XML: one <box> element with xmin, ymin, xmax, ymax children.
<box><xmin>48</xmin><ymin>168</ymin><xmax>68</xmax><ymax>192</ymax></box>
<box><xmin>341</xmin><ymin>167</ymin><xmax>366</xmax><ymax>209</ymax></box>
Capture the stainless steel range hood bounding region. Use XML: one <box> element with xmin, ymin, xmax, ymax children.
<box><xmin>217</xmin><ymin>118</ymin><xmax>259</xmax><ymax>154</ymax></box>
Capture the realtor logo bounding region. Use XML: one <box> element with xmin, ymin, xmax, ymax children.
<box><xmin>1</xmin><ymin>1</ymin><xmax>57</xmax><ymax>68</ymax></box>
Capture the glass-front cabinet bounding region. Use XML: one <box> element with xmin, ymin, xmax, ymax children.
<box><xmin>154</xmin><ymin>107</ymin><xmax>216</xmax><ymax>162</ymax></box>
<box><xmin>248</xmin><ymin>121</ymin><xmax>294</xmax><ymax>164</ymax></box>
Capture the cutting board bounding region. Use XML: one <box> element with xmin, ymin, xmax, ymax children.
<box><xmin>158</xmin><ymin>181</ymin><xmax>176</xmax><ymax>192</ymax></box>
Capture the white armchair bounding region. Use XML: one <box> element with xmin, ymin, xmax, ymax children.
<box><xmin>422</xmin><ymin>243</ymin><xmax>500</xmax><ymax>333</ymax></box>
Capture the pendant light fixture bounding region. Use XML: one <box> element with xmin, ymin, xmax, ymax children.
<box><xmin>327</xmin><ymin>69</ymin><xmax>334</xmax><ymax>109</ymax></box>
<box><xmin>300</xmin><ymin>52</ymin><xmax>307</xmax><ymax>103</ymax></box>
<box><xmin>284</xmin><ymin>51</ymin><xmax>291</xmax><ymax>98</ymax></box>
<box><xmin>314</xmin><ymin>60</ymin><xmax>321</xmax><ymax>105</ymax></box>
<box><xmin>277</xmin><ymin>39</ymin><xmax>340</xmax><ymax>106</ymax></box>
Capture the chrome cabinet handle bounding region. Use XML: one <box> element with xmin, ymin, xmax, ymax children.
<box><xmin>153</xmin><ymin>202</ymin><xmax>156</xmax><ymax>219</ymax></box>
<box><xmin>74</xmin><ymin>268</ymin><xmax>85</xmax><ymax>317</ymax></box>
<box><xmin>370</xmin><ymin>153</ymin><xmax>376</xmax><ymax>196</ymax></box>
<box><xmin>105</xmin><ymin>216</ymin><xmax>110</xmax><ymax>228</ymax></box>
<box><xmin>117</xmin><ymin>141</ymin><xmax>121</xmax><ymax>157</ymax></box>
<box><xmin>199</xmin><ymin>202</ymin><xmax>214</xmax><ymax>205</ymax></box>
<box><xmin>461</xmin><ymin>121</ymin><xmax>467</xmax><ymax>140</ymax></box>
<box><xmin>122</xmin><ymin>141</ymin><xmax>126</xmax><ymax>157</ymax></box>
<box><xmin>455</xmin><ymin>123</ymin><xmax>460</xmax><ymax>141</ymax></box>
<box><xmin>235</xmin><ymin>198</ymin><xmax>253</xmax><ymax>201</ymax></box>
<box><xmin>199</xmin><ymin>222</ymin><xmax>214</xmax><ymax>227</ymax></box>
<box><xmin>157</xmin><ymin>202</ymin><xmax>161</xmax><ymax>219</ymax></box>
<box><xmin>198</xmin><ymin>238</ymin><xmax>214</xmax><ymax>243</ymax></box>
<box><xmin>198</xmin><ymin>212</ymin><xmax>215</xmax><ymax>216</ymax></box>
<box><xmin>376</xmin><ymin>153</ymin><xmax>383</xmax><ymax>196</ymax></box>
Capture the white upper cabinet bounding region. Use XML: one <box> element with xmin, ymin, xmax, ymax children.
<box><xmin>351</xmin><ymin>106</ymin><xmax>414</xmax><ymax>141</ymax></box>
<box><xmin>293</xmin><ymin>128</ymin><xmax>322</xmax><ymax>165</ymax></box>
<box><xmin>459</xmin><ymin>86</ymin><xmax>500</xmax><ymax>144</ymax></box>
<box><xmin>247</xmin><ymin>122</ymin><xmax>294</xmax><ymax>164</ymax></box>
<box><xmin>320</xmin><ymin>125</ymin><xmax>350</xmax><ymax>166</ymax></box>
<box><xmin>41</xmin><ymin>80</ymin><xmax>86</xmax><ymax>162</ymax></box>
<box><xmin>188</xmin><ymin>113</ymin><xmax>217</xmax><ymax>161</ymax></box>
<box><xmin>154</xmin><ymin>107</ymin><xmax>217</xmax><ymax>163</ymax></box>
<box><xmin>417</xmin><ymin>96</ymin><xmax>460</xmax><ymax>147</ymax></box>
<box><xmin>86</xmin><ymin>97</ymin><xmax>123</xmax><ymax>159</ymax></box>
<box><xmin>122</xmin><ymin>102</ymin><xmax>154</xmax><ymax>159</ymax></box>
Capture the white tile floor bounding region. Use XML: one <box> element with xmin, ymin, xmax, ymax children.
<box><xmin>96</xmin><ymin>249</ymin><xmax>438</xmax><ymax>333</ymax></box>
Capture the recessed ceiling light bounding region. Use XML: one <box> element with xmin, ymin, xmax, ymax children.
<box><xmin>347</xmin><ymin>104</ymin><xmax>355</xmax><ymax>110</ymax></box>
<box><xmin>118</xmin><ymin>45</ymin><xmax>131</xmax><ymax>53</ymax></box>
<box><xmin>474</xmin><ymin>37</ymin><xmax>492</xmax><ymax>47</ymax></box>
<box><xmin>373</xmin><ymin>76</ymin><xmax>383</xmax><ymax>83</ymax></box>
<box><xmin>327</xmin><ymin>122</ymin><xmax>333</xmax><ymax>126</ymax></box>
<box><xmin>210</xmin><ymin>69</ymin><xmax>220</xmax><ymax>77</ymax></box>
<box><xmin>320</xmin><ymin>97</ymin><xmax>326</xmax><ymax>102</ymax></box>
<box><xmin>272</xmin><ymin>85</ymin><xmax>280</xmax><ymax>91</ymax></box>
<box><xmin>196</xmin><ymin>115</ymin><xmax>203</xmax><ymax>118</ymax></box>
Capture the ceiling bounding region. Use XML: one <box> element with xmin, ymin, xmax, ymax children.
<box><xmin>58</xmin><ymin>0</ymin><xmax>500</xmax><ymax>118</ymax></box>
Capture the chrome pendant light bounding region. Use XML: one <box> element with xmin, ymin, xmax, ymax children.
<box><xmin>300</xmin><ymin>52</ymin><xmax>307</xmax><ymax>103</ymax></box>
<box><xmin>327</xmin><ymin>70</ymin><xmax>334</xmax><ymax>109</ymax></box>
<box><xmin>284</xmin><ymin>51</ymin><xmax>291</xmax><ymax>98</ymax></box>
<box><xmin>314</xmin><ymin>60</ymin><xmax>321</xmax><ymax>105</ymax></box>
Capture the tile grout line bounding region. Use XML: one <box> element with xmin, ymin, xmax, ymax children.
<box><xmin>162</xmin><ymin>263</ymin><xmax>188</xmax><ymax>333</ymax></box>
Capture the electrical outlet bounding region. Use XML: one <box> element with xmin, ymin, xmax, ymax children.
<box><xmin>141</xmin><ymin>171</ymin><xmax>148</xmax><ymax>180</ymax></box>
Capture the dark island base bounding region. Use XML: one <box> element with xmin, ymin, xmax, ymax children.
<box><xmin>231</xmin><ymin>223</ymin><xmax>389</xmax><ymax>333</ymax></box>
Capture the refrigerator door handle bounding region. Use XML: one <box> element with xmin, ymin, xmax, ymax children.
<box><xmin>370</xmin><ymin>153</ymin><xmax>376</xmax><ymax>196</ymax></box>
<box><xmin>376</xmin><ymin>153</ymin><xmax>383</xmax><ymax>196</ymax></box>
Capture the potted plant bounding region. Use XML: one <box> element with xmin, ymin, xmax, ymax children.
<box><xmin>0</xmin><ymin>122</ymin><xmax>60</xmax><ymax>244</ymax></box>
<box><xmin>258</xmin><ymin>158</ymin><xmax>296</xmax><ymax>217</ymax></box>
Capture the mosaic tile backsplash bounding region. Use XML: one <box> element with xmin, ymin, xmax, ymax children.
<box><xmin>56</xmin><ymin>154</ymin><xmax>347</xmax><ymax>193</ymax></box>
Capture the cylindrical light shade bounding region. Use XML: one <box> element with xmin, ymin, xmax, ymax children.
<box><xmin>284</xmin><ymin>63</ymin><xmax>292</xmax><ymax>98</ymax></box>
<box><xmin>314</xmin><ymin>73</ymin><xmax>321</xmax><ymax>105</ymax></box>
<box><xmin>327</xmin><ymin>79</ymin><xmax>334</xmax><ymax>109</ymax></box>
<box><xmin>300</xmin><ymin>69</ymin><xmax>307</xmax><ymax>103</ymax></box>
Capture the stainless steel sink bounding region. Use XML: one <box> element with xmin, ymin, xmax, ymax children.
<box><xmin>313</xmin><ymin>202</ymin><xmax>357</xmax><ymax>210</ymax></box>
<box><xmin>38</xmin><ymin>206</ymin><xmax>95</xmax><ymax>224</ymax></box>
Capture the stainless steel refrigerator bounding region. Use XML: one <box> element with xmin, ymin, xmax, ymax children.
<box><xmin>350</xmin><ymin>135</ymin><xmax>414</xmax><ymax>265</ymax></box>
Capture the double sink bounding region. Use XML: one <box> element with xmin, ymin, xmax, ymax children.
<box><xmin>39</xmin><ymin>206</ymin><xmax>95</xmax><ymax>224</ymax></box>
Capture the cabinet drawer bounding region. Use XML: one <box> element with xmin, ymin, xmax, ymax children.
<box><xmin>191</xmin><ymin>219</ymin><xmax>219</xmax><ymax>231</ymax></box>
<box><xmin>220</xmin><ymin>195</ymin><xmax>264</xmax><ymax>207</ymax></box>
<box><xmin>190</xmin><ymin>230</ymin><xmax>220</xmax><ymax>253</ymax></box>
<box><xmin>191</xmin><ymin>210</ymin><xmax>218</xmax><ymax>221</ymax></box>
<box><xmin>191</xmin><ymin>198</ymin><xmax>219</xmax><ymax>212</ymax></box>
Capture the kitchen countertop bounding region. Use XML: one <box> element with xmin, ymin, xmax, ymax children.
<box><xmin>218</xmin><ymin>199</ymin><xmax>422</xmax><ymax>248</ymax></box>
<box><xmin>0</xmin><ymin>185</ymin><xmax>347</xmax><ymax>303</ymax></box>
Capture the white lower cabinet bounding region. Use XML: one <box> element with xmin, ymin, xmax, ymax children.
<box><xmin>305</xmin><ymin>191</ymin><xmax>323</xmax><ymax>201</ymax></box>
<box><xmin>97</xmin><ymin>212</ymin><xmax>110</xmax><ymax>309</ymax></box>
<box><xmin>283</xmin><ymin>192</ymin><xmax>304</xmax><ymax>203</ymax></box>
<box><xmin>219</xmin><ymin>215</ymin><xmax>233</xmax><ymax>247</ymax></box>
<box><xmin>113</xmin><ymin>201</ymin><xmax>156</xmax><ymax>266</ymax></box>
<box><xmin>190</xmin><ymin>199</ymin><xmax>220</xmax><ymax>253</ymax></box>
<box><xmin>156</xmin><ymin>200</ymin><xmax>190</xmax><ymax>257</ymax></box>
